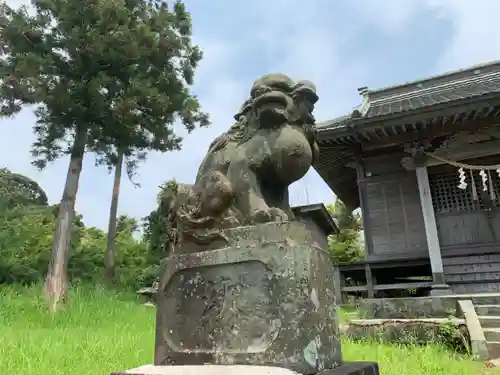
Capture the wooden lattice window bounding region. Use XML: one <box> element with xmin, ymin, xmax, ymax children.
<box><xmin>429</xmin><ymin>163</ymin><xmax>500</xmax><ymax>213</ymax></box>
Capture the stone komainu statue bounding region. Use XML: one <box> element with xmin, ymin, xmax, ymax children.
<box><xmin>161</xmin><ymin>73</ymin><xmax>320</xmax><ymax>253</ymax></box>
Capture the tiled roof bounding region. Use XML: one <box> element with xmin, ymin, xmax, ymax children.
<box><xmin>364</xmin><ymin>70</ymin><xmax>500</xmax><ymax>118</ymax></box>
<box><xmin>316</xmin><ymin>60</ymin><xmax>500</xmax><ymax>132</ymax></box>
<box><xmin>316</xmin><ymin>113</ymin><xmax>352</xmax><ymax>130</ymax></box>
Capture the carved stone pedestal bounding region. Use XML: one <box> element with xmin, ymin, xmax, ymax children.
<box><xmin>111</xmin><ymin>363</ymin><xmax>380</xmax><ymax>375</ymax></box>
<box><xmin>153</xmin><ymin>221</ymin><xmax>341</xmax><ymax>375</ymax></box>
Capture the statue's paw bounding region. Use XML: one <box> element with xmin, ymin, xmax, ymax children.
<box><xmin>267</xmin><ymin>207</ymin><xmax>289</xmax><ymax>222</ymax></box>
<box><xmin>250</xmin><ymin>208</ymin><xmax>288</xmax><ymax>223</ymax></box>
<box><xmin>250</xmin><ymin>209</ymin><xmax>273</xmax><ymax>223</ymax></box>
<box><xmin>220</xmin><ymin>215</ymin><xmax>241</xmax><ymax>228</ymax></box>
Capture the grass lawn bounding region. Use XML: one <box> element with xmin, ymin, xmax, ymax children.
<box><xmin>338</xmin><ymin>304</ymin><xmax>360</xmax><ymax>324</ymax></box>
<box><xmin>0</xmin><ymin>285</ymin><xmax>498</xmax><ymax>375</ymax></box>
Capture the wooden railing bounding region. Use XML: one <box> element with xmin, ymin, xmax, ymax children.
<box><xmin>333</xmin><ymin>257</ymin><xmax>432</xmax><ymax>301</ymax></box>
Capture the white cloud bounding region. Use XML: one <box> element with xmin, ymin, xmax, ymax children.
<box><xmin>347</xmin><ymin>0</ymin><xmax>424</xmax><ymax>34</ymax></box>
<box><xmin>428</xmin><ymin>0</ymin><xmax>500</xmax><ymax>71</ymax></box>
<box><xmin>347</xmin><ymin>0</ymin><xmax>500</xmax><ymax>72</ymax></box>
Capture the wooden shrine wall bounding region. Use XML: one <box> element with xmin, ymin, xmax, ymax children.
<box><xmin>360</xmin><ymin>154</ymin><xmax>428</xmax><ymax>261</ymax></box>
<box><xmin>360</xmin><ymin>154</ymin><xmax>500</xmax><ymax>257</ymax></box>
<box><xmin>429</xmin><ymin>162</ymin><xmax>500</xmax><ymax>249</ymax></box>
<box><xmin>429</xmin><ymin>160</ymin><xmax>500</xmax><ymax>292</ymax></box>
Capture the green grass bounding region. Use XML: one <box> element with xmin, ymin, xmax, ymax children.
<box><xmin>338</xmin><ymin>305</ymin><xmax>360</xmax><ymax>324</ymax></box>
<box><xmin>0</xmin><ymin>285</ymin><xmax>498</xmax><ymax>375</ymax></box>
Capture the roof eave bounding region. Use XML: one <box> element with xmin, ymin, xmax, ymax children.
<box><xmin>292</xmin><ymin>203</ymin><xmax>340</xmax><ymax>235</ymax></box>
<box><xmin>317</xmin><ymin>91</ymin><xmax>500</xmax><ymax>143</ymax></box>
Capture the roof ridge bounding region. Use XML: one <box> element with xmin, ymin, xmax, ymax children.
<box><xmin>366</xmin><ymin>60</ymin><xmax>500</xmax><ymax>95</ymax></box>
<box><xmin>370</xmin><ymin>70</ymin><xmax>500</xmax><ymax>105</ymax></box>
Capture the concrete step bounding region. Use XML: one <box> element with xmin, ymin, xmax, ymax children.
<box><xmin>470</xmin><ymin>295</ymin><xmax>500</xmax><ymax>306</ymax></box>
<box><xmin>475</xmin><ymin>304</ymin><xmax>500</xmax><ymax>316</ymax></box>
<box><xmin>484</xmin><ymin>328</ymin><xmax>500</xmax><ymax>342</ymax></box>
<box><xmin>478</xmin><ymin>316</ymin><xmax>500</xmax><ymax>328</ymax></box>
<box><xmin>488</xmin><ymin>341</ymin><xmax>500</xmax><ymax>359</ymax></box>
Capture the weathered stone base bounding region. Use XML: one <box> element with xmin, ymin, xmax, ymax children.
<box><xmin>359</xmin><ymin>294</ymin><xmax>500</xmax><ymax>319</ymax></box>
<box><xmin>154</xmin><ymin>221</ymin><xmax>341</xmax><ymax>374</ymax></box>
<box><xmin>111</xmin><ymin>363</ymin><xmax>380</xmax><ymax>375</ymax></box>
<box><xmin>342</xmin><ymin>318</ymin><xmax>468</xmax><ymax>351</ymax></box>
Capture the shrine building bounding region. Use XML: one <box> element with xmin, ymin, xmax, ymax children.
<box><xmin>314</xmin><ymin>60</ymin><xmax>500</xmax><ymax>299</ymax></box>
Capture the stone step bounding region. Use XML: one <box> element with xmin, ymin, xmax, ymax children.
<box><xmin>484</xmin><ymin>328</ymin><xmax>500</xmax><ymax>342</ymax></box>
<box><xmin>479</xmin><ymin>316</ymin><xmax>500</xmax><ymax>328</ymax></box>
<box><xmin>475</xmin><ymin>304</ymin><xmax>500</xmax><ymax>316</ymax></box>
<box><xmin>470</xmin><ymin>295</ymin><xmax>500</xmax><ymax>306</ymax></box>
<box><xmin>487</xmin><ymin>341</ymin><xmax>500</xmax><ymax>359</ymax></box>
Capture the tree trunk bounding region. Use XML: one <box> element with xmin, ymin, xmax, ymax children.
<box><xmin>105</xmin><ymin>151</ymin><xmax>123</xmax><ymax>286</ymax></box>
<box><xmin>44</xmin><ymin>126</ymin><xmax>87</xmax><ymax>312</ymax></box>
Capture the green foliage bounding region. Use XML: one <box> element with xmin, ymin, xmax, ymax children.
<box><xmin>0</xmin><ymin>170</ymin><xmax>154</xmax><ymax>289</ymax></box>
<box><xmin>114</xmin><ymin>232</ymin><xmax>157</xmax><ymax>289</ymax></box>
<box><xmin>0</xmin><ymin>206</ymin><xmax>54</xmax><ymax>284</ymax></box>
<box><xmin>116</xmin><ymin>215</ymin><xmax>138</xmax><ymax>235</ymax></box>
<box><xmin>69</xmin><ymin>218</ymin><xmax>155</xmax><ymax>289</ymax></box>
<box><xmin>0</xmin><ymin>168</ymin><xmax>48</xmax><ymax>210</ymax></box>
<box><xmin>0</xmin><ymin>0</ymin><xmax>209</xmax><ymax>173</ymax></box>
<box><xmin>0</xmin><ymin>206</ymin><xmax>153</xmax><ymax>288</ymax></box>
<box><xmin>327</xmin><ymin>199</ymin><xmax>364</xmax><ymax>263</ymax></box>
<box><xmin>142</xmin><ymin>179</ymin><xmax>179</xmax><ymax>263</ymax></box>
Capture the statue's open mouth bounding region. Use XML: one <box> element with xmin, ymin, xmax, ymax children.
<box><xmin>253</xmin><ymin>90</ymin><xmax>291</xmax><ymax>126</ymax></box>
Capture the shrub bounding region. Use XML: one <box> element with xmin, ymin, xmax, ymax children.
<box><xmin>327</xmin><ymin>200</ymin><xmax>364</xmax><ymax>263</ymax></box>
<box><xmin>0</xmin><ymin>206</ymin><xmax>155</xmax><ymax>289</ymax></box>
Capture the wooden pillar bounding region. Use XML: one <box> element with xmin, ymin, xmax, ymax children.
<box><xmin>333</xmin><ymin>265</ymin><xmax>343</xmax><ymax>305</ymax></box>
<box><xmin>364</xmin><ymin>263</ymin><xmax>374</xmax><ymax>298</ymax></box>
<box><xmin>355</xmin><ymin>160</ymin><xmax>374</xmax><ymax>256</ymax></box>
<box><xmin>415</xmin><ymin>164</ymin><xmax>452</xmax><ymax>295</ymax></box>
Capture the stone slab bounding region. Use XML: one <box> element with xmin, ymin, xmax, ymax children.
<box><xmin>429</xmin><ymin>284</ymin><xmax>453</xmax><ymax>296</ymax></box>
<box><xmin>154</xmin><ymin>221</ymin><xmax>341</xmax><ymax>375</ymax></box>
<box><xmin>484</xmin><ymin>328</ymin><xmax>500</xmax><ymax>342</ymax></box>
<box><xmin>111</xmin><ymin>365</ymin><xmax>299</xmax><ymax>375</ymax></box>
<box><xmin>485</xmin><ymin>357</ymin><xmax>500</xmax><ymax>368</ymax></box>
<box><xmin>320</xmin><ymin>362</ymin><xmax>379</xmax><ymax>375</ymax></box>
<box><xmin>342</xmin><ymin>318</ymin><xmax>468</xmax><ymax>350</ymax></box>
<box><xmin>457</xmin><ymin>300</ymin><xmax>489</xmax><ymax>360</ymax></box>
<box><xmin>359</xmin><ymin>294</ymin><xmax>500</xmax><ymax>319</ymax></box>
<box><xmin>488</xmin><ymin>341</ymin><xmax>500</xmax><ymax>359</ymax></box>
<box><xmin>111</xmin><ymin>363</ymin><xmax>379</xmax><ymax>375</ymax></box>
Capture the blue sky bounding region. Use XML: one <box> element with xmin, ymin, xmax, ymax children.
<box><xmin>2</xmin><ymin>0</ymin><xmax>500</xmax><ymax>229</ymax></box>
